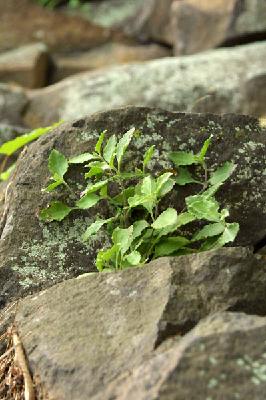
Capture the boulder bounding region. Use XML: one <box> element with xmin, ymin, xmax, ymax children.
<box><xmin>81</xmin><ymin>0</ymin><xmax>266</xmax><ymax>52</ymax></box>
<box><xmin>0</xmin><ymin>84</ymin><xmax>28</xmax><ymax>126</ymax></box>
<box><xmin>51</xmin><ymin>42</ymin><xmax>171</xmax><ymax>83</ymax></box>
<box><xmin>78</xmin><ymin>0</ymin><xmax>144</xmax><ymax>29</ymax></box>
<box><xmin>0</xmin><ymin>106</ymin><xmax>266</xmax><ymax>306</ymax></box>
<box><xmin>0</xmin><ymin>43</ymin><xmax>50</xmax><ymax>88</ymax></box>
<box><xmin>24</xmin><ymin>42</ymin><xmax>266</xmax><ymax>127</ymax></box>
<box><xmin>172</xmin><ymin>0</ymin><xmax>266</xmax><ymax>55</ymax></box>
<box><xmin>0</xmin><ymin>0</ymin><xmax>111</xmax><ymax>53</ymax></box>
<box><xmin>12</xmin><ymin>256</ymin><xmax>266</xmax><ymax>399</ymax></box>
<box><xmin>106</xmin><ymin>312</ymin><xmax>266</xmax><ymax>400</ymax></box>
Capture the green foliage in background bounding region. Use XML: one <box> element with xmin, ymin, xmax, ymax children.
<box><xmin>0</xmin><ymin>122</ymin><xmax>62</xmax><ymax>181</ymax></box>
<box><xmin>36</xmin><ymin>0</ymin><xmax>82</xmax><ymax>9</ymax></box>
<box><xmin>40</xmin><ymin>128</ymin><xmax>239</xmax><ymax>271</ymax></box>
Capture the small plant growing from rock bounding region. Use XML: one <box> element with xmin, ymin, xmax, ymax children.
<box><xmin>40</xmin><ymin>128</ymin><xmax>239</xmax><ymax>271</ymax></box>
<box><xmin>0</xmin><ymin>122</ymin><xmax>61</xmax><ymax>181</ymax></box>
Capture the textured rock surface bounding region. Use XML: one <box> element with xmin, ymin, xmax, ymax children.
<box><xmin>0</xmin><ymin>0</ymin><xmax>111</xmax><ymax>53</ymax></box>
<box><xmin>52</xmin><ymin>42</ymin><xmax>171</xmax><ymax>83</ymax></box>
<box><xmin>82</xmin><ymin>0</ymin><xmax>266</xmax><ymax>51</ymax></box>
<box><xmin>0</xmin><ymin>84</ymin><xmax>28</xmax><ymax>126</ymax></box>
<box><xmin>107</xmin><ymin>312</ymin><xmax>266</xmax><ymax>400</ymax></box>
<box><xmin>0</xmin><ymin>43</ymin><xmax>49</xmax><ymax>88</ymax></box>
<box><xmin>172</xmin><ymin>0</ymin><xmax>266</xmax><ymax>55</ymax></box>
<box><xmin>13</xmin><ymin>256</ymin><xmax>266</xmax><ymax>399</ymax></box>
<box><xmin>24</xmin><ymin>42</ymin><xmax>266</xmax><ymax>127</ymax></box>
<box><xmin>0</xmin><ymin>106</ymin><xmax>265</xmax><ymax>306</ymax></box>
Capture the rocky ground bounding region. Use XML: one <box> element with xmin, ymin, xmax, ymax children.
<box><xmin>1</xmin><ymin>1</ymin><xmax>266</xmax><ymax>399</ymax></box>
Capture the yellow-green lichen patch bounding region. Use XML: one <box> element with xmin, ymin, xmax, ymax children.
<box><xmin>11</xmin><ymin>217</ymin><xmax>110</xmax><ymax>289</ymax></box>
<box><xmin>236</xmin><ymin>354</ymin><xmax>266</xmax><ymax>385</ymax></box>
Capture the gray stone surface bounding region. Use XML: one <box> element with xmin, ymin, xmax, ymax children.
<box><xmin>13</xmin><ymin>252</ymin><xmax>266</xmax><ymax>399</ymax></box>
<box><xmin>0</xmin><ymin>43</ymin><xmax>49</xmax><ymax>88</ymax></box>
<box><xmin>172</xmin><ymin>0</ymin><xmax>266</xmax><ymax>55</ymax></box>
<box><xmin>0</xmin><ymin>107</ymin><xmax>265</xmax><ymax>307</ymax></box>
<box><xmin>0</xmin><ymin>84</ymin><xmax>28</xmax><ymax>126</ymax></box>
<box><xmin>24</xmin><ymin>42</ymin><xmax>266</xmax><ymax>127</ymax></box>
<box><xmin>106</xmin><ymin>312</ymin><xmax>266</xmax><ymax>400</ymax></box>
<box><xmin>80</xmin><ymin>0</ymin><xmax>266</xmax><ymax>51</ymax></box>
<box><xmin>0</xmin><ymin>0</ymin><xmax>111</xmax><ymax>53</ymax></box>
<box><xmin>52</xmin><ymin>42</ymin><xmax>171</xmax><ymax>83</ymax></box>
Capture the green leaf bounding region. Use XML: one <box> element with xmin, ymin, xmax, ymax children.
<box><xmin>113</xmin><ymin>186</ymin><xmax>135</xmax><ymax>205</ymax></box>
<box><xmin>202</xmin><ymin>183</ymin><xmax>221</xmax><ymax>198</ymax></box>
<box><xmin>141</xmin><ymin>176</ymin><xmax>156</xmax><ymax>196</ymax></box>
<box><xmin>209</xmin><ymin>161</ymin><xmax>236</xmax><ymax>186</ymax></box>
<box><xmin>99</xmin><ymin>184</ymin><xmax>108</xmax><ymax>198</ymax></box>
<box><xmin>76</xmin><ymin>193</ymin><xmax>100</xmax><ymax>209</ymax></box>
<box><xmin>0</xmin><ymin>163</ymin><xmax>16</xmax><ymax>181</ymax></box>
<box><xmin>48</xmin><ymin>149</ymin><xmax>68</xmax><ymax>181</ymax></box>
<box><xmin>192</xmin><ymin>222</ymin><xmax>225</xmax><ymax>241</ymax></box>
<box><xmin>83</xmin><ymin>218</ymin><xmax>113</xmax><ymax>241</ymax></box>
<box><xmin>169</xmin><ymin>151</ymin><xmax>197</xmax><ymax>166</ymax></box>
<box><xmin>125</xmin><ymin>251</ymin><xmax>141</xmax><ymax>266</ymax></box>
<box><xmin>132</xmin><ymin>220</ymin><xmax>149</xmax><ymax>240</ymax></box>
<box><xmin>39</xmin><ymin>201</ymin><xmax>72</xmax><ymax>222</ymax></box>
<box><xmin>84</xmin><ymin>180</ymin><xmax>109</xmax><ymax>195</ymax></box>
<box><xmin>200</xmin><ymin>223</ymin><xmax>239</xmax><ymax>251</ymax></box>
<box><xmin>85</xmin><ymin>161</ymin><xmax>109</xmax><ymax>178</ymax></box>
<box><xmin>96</xmin><ymin>245</ymin><xmax>118</xmax><ymax>271</ymax></box>
<box><xmin>95</xmin><ymin>131</ymin><xmax>106</xmax><ymax>154</ymax></box>
<box><xmin>220</xmin><ymin>208</ymin><xmax>229</xmax><ymax>220</ymax></box>
<box><xmin>175</xmin><ymin>167</ymin><xmax>199</xmax><ymax>186</ymax></box>
<box><xmin>186</xmin><ymin>195</ymin><xmax>220</xmax><ymax>222</ymax></box>
<box><xmin>114</xmin><ymin>171</ymin><xmax>143</xmax><ymax>180</ymax></box>
<box><xmin>176</xmin><ymin>212</ymin><xmax>196</xmax><ymax>227</ymax></box>
<box><xmin>154</xmin><ymin>236</ymin><xmax>190</xmax><ymax>257</ymax></box>
<box><xmin>127</xmin><ymin>176</ymin><xmax>156</xmax><ymax>214</ymax></box>
<box><xmin>143</xmin><ymin>145</ymin><xmax>155</xmax><ymax>170</ymax></box>
<box><xmin>43</xmin><ymin>180</ymin><xmax>64</xmax><ymax>193</ymax></box>
<box><xmin>152</xmin><ymin>208</ymin><xmax>178</xmax><ymax>230</ymax></box>
<box><xmin>68</xmin><ymin>153</ymin><xmax>96</xmax><ymax>164</ymax></box>
<box><xmin>197</xmin><ymin>135</ymin><xmax>212</xmax><ymax>162</ymax></box>
<box><xmin>217</xmin><ymin>222</ymin><xmax>239</xmax><ymax>246</ymax></box>
<box><xmin>103</xmin><ymin>135</ymin><xmax>117</xmax><ymax>165</ymax></box>
<box><xmin>112</xmin><ymin>226</ymin><xmax>134</xmax><ymax>255</ymax></box>
<box><xmin>116</xmin><ymin>128</ymin><xmax>135</xmax><ymax>168</ymax></box>
<box><xmin>156</xmin><ymin>173</ymin><xmax>174</xmax><ymax>197</ymax></box>
<box><xmin>0</xmin><ymin>122</ymin><xmax>61</xmax><ymax>156</ymax></box>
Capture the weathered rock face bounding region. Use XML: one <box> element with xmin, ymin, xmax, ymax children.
<box><xmin>108</xmin><ymin>312</ymin><xmax>266</xmax><ymax>400</ymax></box>
<box><xmin>172</xmin><ymin>0</ymin><xmax>237</xmax><ymax>55</ymax></box>
<box><xmin>172</xmin><ymin>0</ymin><xmax>266</xmax><ymax>55</ymax></box>
<box><xmin>0</xmin><ymin>84</ymin><xmax>28</xmax><ymax>126</ymax></box>
<box><xmin>0</xmin><ymin>0</ymin><xmax>111</xmax><ymax>53</ymax></box>
<box><xmin>0</xmin><ymin>106</ymin><xmax>266</xmax><ymax>307</ymax></box>
<box><xmin>24</xmin><ymin>42</ymin><xmax>266</xmax><ymax>127</ymax></box>
<box><xmin>0</xmin><ymin>43</ymin><xmax>50</xmax><ymax>89</ymax></box>
<box><xmin>83</xmin><ymin>0</ymin><xmax>266</xmax><ymax>52</ymax></box>
<box><xmin>13</xmin><ymin>253</ymin><xmax>266</xmax><ymax>399</ymax></box>
<box><xmin>51</xmin><ymin>42</ymin><xmax>171</xmax><ymax>83</ymax></box>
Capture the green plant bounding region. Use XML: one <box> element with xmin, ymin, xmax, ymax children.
<box><xmin>40</xmin><ymin>128</ymin><xmax>239</xmax><ymax>271</ymax></box>
<box><xmin>0</xmin><ymin>122</ymin><xmax>62</xmax><ymax>181</ymax></box>
<box><xmin>36</xmin><ymin>0</ymin><xmax>82</xmax><ymax>9</ymax></box>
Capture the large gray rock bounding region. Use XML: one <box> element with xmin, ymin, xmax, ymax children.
<box><xmin>81</xmin><ymin>0</ymin><xmax>266</xmax><ymax>52</ymax></box>
<box><xmin>172</xmin><ymin>0</ymin><xmax>266</xmax><ymax>55</ymax></box>
<box><xmin>0</xmin><ymin>106</ymin><xmax>266</xmax><ymax>307</ymax></box>
<box><xmin>0</xmin><ymin>43</ymin><xmax>50</xmax><ymax>88</ymax></box>
<box><xmin>106</xmin><ymin>312</ymin><xmax>266</xmax><ymax>400</ymax></box>
<box><xmin>0</xmin><ymin>0</ymin><xmax>111</xmax><ymax>53</ymax></box>
<box><xmin>24</xmin><ymin>42</ymin><xmax>266</xmax><ymax>127</ymax></box>
<box><xmin>13</xmin><ymin>252</ymin><xmax>266</xmax><ymax>399</ymax></box>
<box><xmin>51</xmin><ymin>42</ymin><xmax>171</xmax><ymax>83</ymax></box>
<box><xmin>0</xmin><ymin>84</ymin><xmax>28</xmax><ymax>126</ymax></box>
